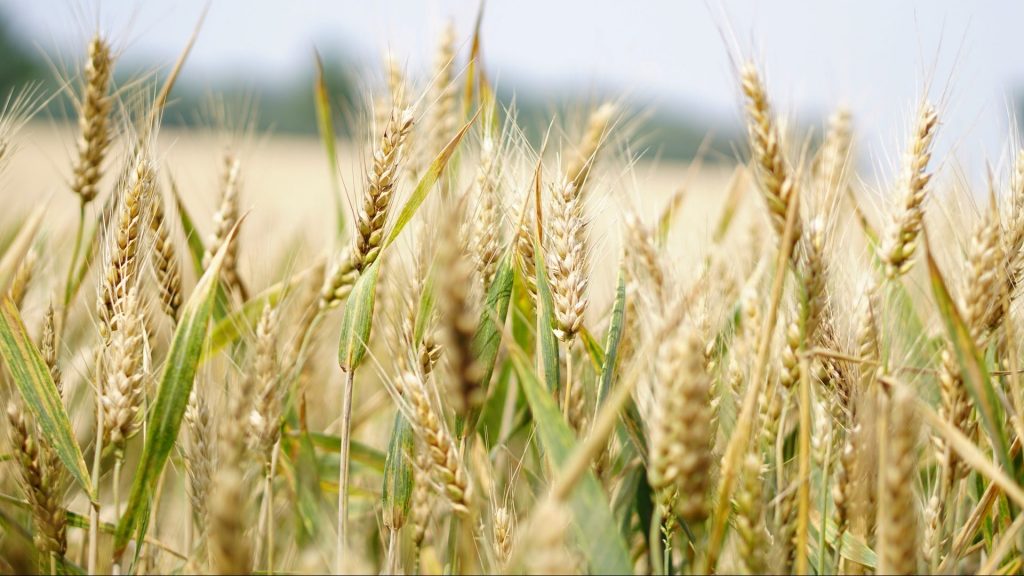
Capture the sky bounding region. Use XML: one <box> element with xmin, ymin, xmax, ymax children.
<box><xmin>5</xmin><ymin>1</ymin><xmax>1024</xmax><ymax>177</ymax></box>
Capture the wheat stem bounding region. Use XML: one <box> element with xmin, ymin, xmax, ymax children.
<box><xmin>562</xmin><ymin>341</ymin><xmax>574</xmax><ymax>420</ymax></box>
<box><xmin>63</xmin><ymin>202</ymin><xmax>87</xmax><ymax>310</ymax></box>
<box><xmin>335</xmin><ymin>368</ymin><xmax>356</xmax><ymax>574</ymax></box>
<box><xmin>112</xmin><ymin>456</ymin><xmax>123</xmax><ymax>575</ymax></box>
<box><xmin>796</xmin><ymin>356</ymin><xmax>811</xmax><ymax>575</ymax></box>
<box><xmin>88</xmin><ymin>384</ymin><xmax>104</xmax><ymax>574</ymax></box>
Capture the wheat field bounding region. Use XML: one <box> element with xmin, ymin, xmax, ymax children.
<box><xmin>0</xmin><ymin>12</ymin><xmax>1021</xmax><ymax>576</ymax></box>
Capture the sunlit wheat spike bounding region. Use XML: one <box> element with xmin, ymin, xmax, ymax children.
<box><xmin>878</xmin><ymin>386</ymin><xmax>921</xmax><ymax>575</ymax></box>
<box><xmin>547</xmin><ymin>178</ymin><xmax>588</xmax><ymax>342</ymax></box>
<box><xmin>880</xmin><ymin>102</ymin><xmax>939</xmax><ymax>278</ymax></box>
<box><xmin>71</xmin><ymin>35</ymin><xmax>114</xmax><ymax>205</ymax></box>
<box><xmin>6</xmin><ymin>402</ymin><xmax>67</xmax><ymax>560</ymax></box>
<box><xmin>99</xmin><ymin>151</ymin><xmax>154</xmax><ymax>337</ymax></box>
<box><xmin>204</xmin><ymin>150</ymin><xmax>246</xmax><ymax>299</ymax></box>
<box><xmin>740</xmin><ymin>62</ymin><xmax>802</xmax><ymax>247</ymax></box>
<box><xmin>150</xmin><ymin>189</ymin><xmax>182</xmax><ymax>322</ymax></box>
<box><xmin>353</xmin><ymin>107</ymin><xmax>415</xmax><ymax>271</ymax></box>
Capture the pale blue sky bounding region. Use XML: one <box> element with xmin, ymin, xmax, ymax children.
<box><xmin>6</xmin><ymin>1</ymin><xmax>1024</xmax><ymax>174</ymax></box>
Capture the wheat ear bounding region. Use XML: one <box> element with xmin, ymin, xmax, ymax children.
<box><xmin>99</xmin><ymin>152</ymin><xmax>154</xmax><ymax>337</ymax></box>
<box><xmin>203</xmin><ymin>150</ymin><xmax>246</xmax><ymax>299</ymax></box>
<box><xmin>149</xmin><ymin>190</ymin><xmax>182</xmax><ymax>322</ymax></box>
<box><xmin>99</xmin><ymin>286</ymin><xmax>146</xmax><ymax>453</ymax></box>
<box><xmin>71</xmin><ymin>35</ymin><xmax>114</xmax><ymax>205</ymax></box>
<box><xmin>397</xmin><ymin>370</ymin><xmax>473</xmax><ymax>516</ymax></box>
<box><xmin>548</xmin><ymin>178</ymin><xmax>588</xmax><ymax>342</ymax></box>
<box><xmin>209</xmin><ymin>372</ymin><xmax>258</xmax><ymax>575</ymax></box>
<box><xmin>6</xmin><ymin>402</ymin><xmax>68</xmax><ymax>562</ymax></box>
<box><xmin>647</xmin><ymin>325</ymin><xmax>712</xmax><ymax>522</ymax></box>
<box><xmin>880</xmin><ymin>102</ymin><xmax>939</xmax><ymax>278</ymax></box>
<box><xmin>471</xmin><ymin>136</ymin><xmax>503</xmax><ymax>288</ymax></box>
<box><xmin>353</xmin><ymin>107</ymin><xmax>414</xmax><ymax>271</ymax></box>
<box><xmin>741</xmin><ymin>62</ymin><xmax>802</xmax><ymax>246</ymax></box>
<box><xmin>565</xmin><ymin>102</ymin><xmax>616</xmax><ymax>197</ymax></box>
<box><xmin>877</xmin><ymin>385</ymin><xmax>921</xmax><ymax>575</ymax></box>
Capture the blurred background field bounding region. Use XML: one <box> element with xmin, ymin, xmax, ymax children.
<box><xmin>4</xmin><ymin>1</ymin><xmax>1023</xmax><ymax>301</ymax></box>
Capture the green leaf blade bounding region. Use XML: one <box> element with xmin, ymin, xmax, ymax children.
<box><xmin>926</xmin><ymin>239</ymin><xmax>1013</xmax><ymax>474</ymax></box>
<box><xmin>114</xmin><ymin>219</ymin><xmax>242</xmax><ymax>556</ymax></box>
<box><xmin>314</xmin><ymin>52</ymin><xmax>346</xmax><ymax>238</ymax></box>
<box><xmin>381</xmin><ymin>413</ymin><xmax>414</xmax><ymax>529</ymax></box>
<box><xmin>384</xmin><ymin>112</ymin><xmax>478</xmax><ymax>250</ymax></box>
<box><xmin>338</xmin><ymin>260</ymin><xmax>381</xmax><ymax>372</ymax></box>
<box><xmin>511</xmin><ymin>350</ymin><xmax>632</xmax><ymax>574</ymax></box>
<box><xmin>532</xmin><ymin>237</ymin><xmax>560</xmax><ymax>391</ymax></box>
<box><xmin>472</xmin><ymin>249</ymin><xmax>514</xmax><ymax>389</ymax></box>
<box><xmin>0</xmin><ymin>297</ymin><xmax>93</xmax><ymax>500</ymax></box>
<box><xmin>598</xmin><ymin>264</ymin><xmax>627</xmax><ymax>406</ymax></box>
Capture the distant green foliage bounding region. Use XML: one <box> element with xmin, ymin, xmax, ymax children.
<box><xmin>0</xmin><ymin>9</ymin><xmax>728</xmax><ymax>161</ymax></box>
<box><xmin>0</xmin><ymin>17</ymin><xmax>44</xmax><ymax>95</ymax></box>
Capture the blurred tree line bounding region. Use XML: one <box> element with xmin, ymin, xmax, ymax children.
<box><xmin>0</xmin><ymin>12</ymin><xmax>726</xmax><ymax>161</ymax></box>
